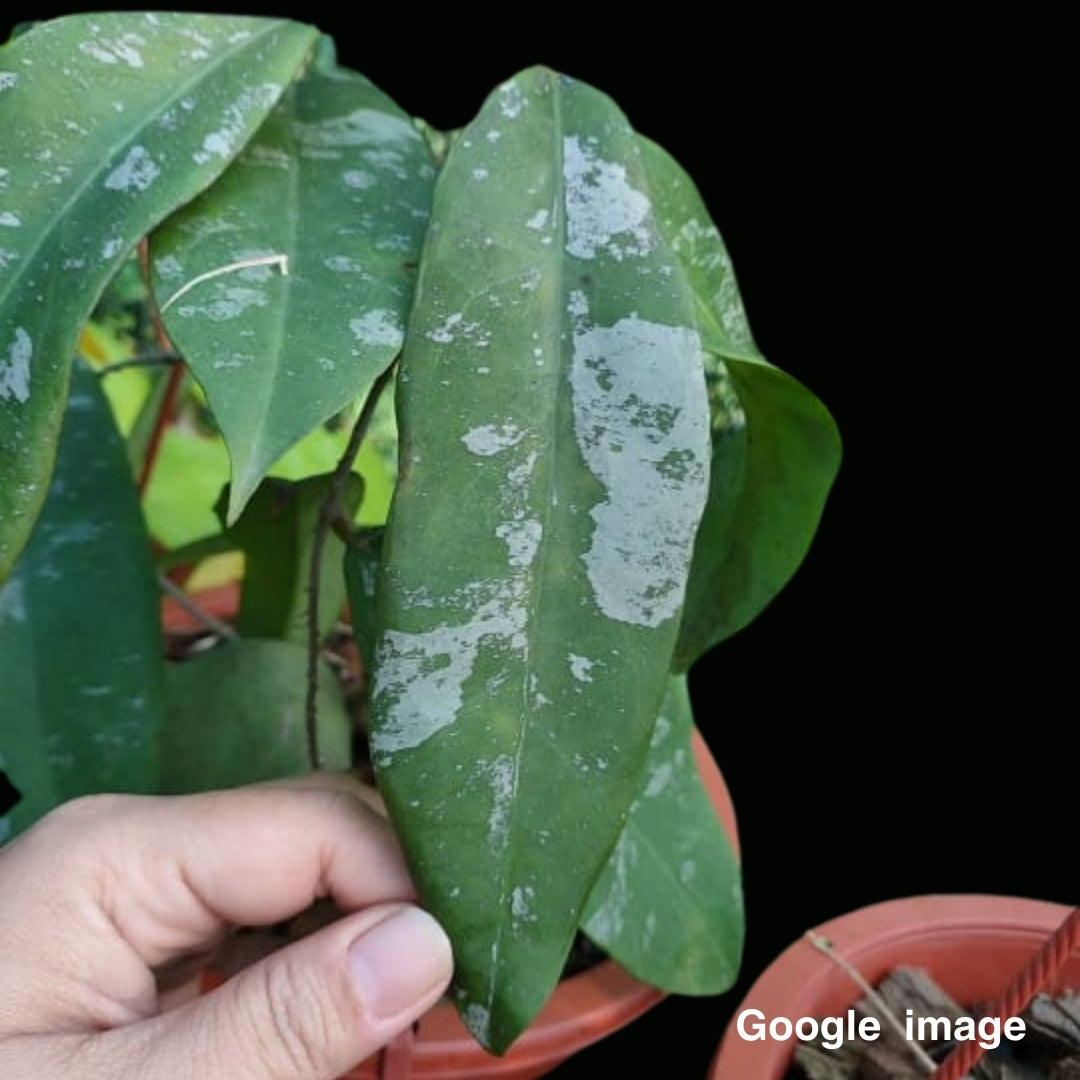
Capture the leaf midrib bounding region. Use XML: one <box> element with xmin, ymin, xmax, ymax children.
<box><xmin>231</xmin><ymin>80</ymin><xmax>303</xmax><ymax>511</ymax></box>
<box><xmin>484</xmin><ymin>67</ymin><xmax>567</xmax><ymax>1021</ymax></box>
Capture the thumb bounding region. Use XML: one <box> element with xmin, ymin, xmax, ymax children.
<box><xmin>120</xmin><ymin>904</ymin><xmax>453</xmax><ymax>1080</ymax></box>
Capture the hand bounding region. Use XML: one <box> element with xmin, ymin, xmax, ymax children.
<box><xmin>0</xmin><ymin>776</ymin><xmax>453</xmax><ymax>1079</ymax></box>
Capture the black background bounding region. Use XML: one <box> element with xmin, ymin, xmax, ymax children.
<box><xmin>4</xmin><ymin>7</ymin><xmax>1072</xmax><ymax>1077</ymax></box>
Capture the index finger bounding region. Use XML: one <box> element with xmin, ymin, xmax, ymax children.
<box><xmin>2</xmin><ymin>776</ymin><xmax>414</xmax><ymax>970</ymax></box>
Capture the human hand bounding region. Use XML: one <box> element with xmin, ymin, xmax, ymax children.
<box><xmin>0</xmin><ymin>776</ymin><xmax>453</xmax><ymax>1079</ymax></box>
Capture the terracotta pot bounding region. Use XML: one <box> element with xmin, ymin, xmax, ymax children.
<box><xmin>708</xmin><ymin>894</ymin><xmax>1078</xmax><ymax>1080</ymax></box>
<box><xmin>161</xmin><ymin>579</ymin><xmax>240</xmax><ymax>633</ymax></box>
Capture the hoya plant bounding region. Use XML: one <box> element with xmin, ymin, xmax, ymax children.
<box><xmin>0</xmin><ymin>13</ymin><xmax>840</xmax><ymax>1056</ymax></box>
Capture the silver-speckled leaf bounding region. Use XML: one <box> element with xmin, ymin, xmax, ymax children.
<box><xmin>0</xmin><ymin>364</ymin><xmax>164</xmax><ymax>839</ymax></box>
<box><xmin>153</xmin><ymin>50</ymin><xmax>434</xmax><ymax>521</ymax></box>
<box><xmin>370</xmin><ymin>68</ymin><xmax>710</xmax><ymax>1053</ymax></box>
<box><xmin>639</xmin><ymin>137</ymin><xmax>841</xmax><ymax>668</ymax></box>
<box><xmin>582</xmin><ymin>676</ymin><xmax>743</xmax><ymax>993</ymax></box>
<box><xmin>0</xmin><ymin>12</ymin><xmax>318</xmax><ymax>580</ymax></box>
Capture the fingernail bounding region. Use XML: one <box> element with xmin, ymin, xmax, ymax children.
<box><xmin>347</xmin><ymin>906</ymin><xmax>453</xmax><ymax>1021</ymax></box>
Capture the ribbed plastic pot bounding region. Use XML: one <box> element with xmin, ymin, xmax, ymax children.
<box><xmin>708</xmin><ymin>894</ymin><xmax>1077</xmax><ymax>1080</ymax></box>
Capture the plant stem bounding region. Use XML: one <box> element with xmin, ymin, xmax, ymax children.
<box><xmin>137</xmin><ymin>358</ymin><xmax>183</xmax><ymax>495</ymax></box>
<box><xmin>98</xmin><ymin>351</ymin><xmax>182</xmax><ymax>376</ymax></box>
<box><xmin>136</xmin><ymin>238</ymin><xmax>183</xmax><ymax>496</ymax></box>
<box><xmin>304</xmin><ymin>363</ymin><xmax>397</xmax><ymax>769</ymax></box>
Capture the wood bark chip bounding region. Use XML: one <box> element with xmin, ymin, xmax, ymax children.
<box><xmin>789</xmin><ymin>970</ymin><xmax>1080</xmax><ymax>1080</ymax></box>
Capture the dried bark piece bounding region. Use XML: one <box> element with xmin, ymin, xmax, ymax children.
<box><xmin>792</xmin><ymin>1041</ymin><xmax>862</xmax><ymax>1080</ymax></box>
<box><xmin>859</xmin><ymin>1041</ymin><xmax>927</xmax><ymax>1080</ymax></box>
<box><xmin>1050</xmin><ymin>1056</ymin><xmax>1080</xmax><ymax>1080</ymax></box>
<box><xmin>878</xmin><ymin>968</ymin><xmax>966</xmax><ymax>1026</ymax></box>
<box><xmin>1028</xmin><ymin>993</ymin><xmax>1080</xmax><ymax>1057</ymax></box>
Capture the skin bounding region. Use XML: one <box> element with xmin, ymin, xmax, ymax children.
<box><xmin>0</xmin><ymin>774</ymin><xmax>454</xmax><ymax>1080</ymax></box>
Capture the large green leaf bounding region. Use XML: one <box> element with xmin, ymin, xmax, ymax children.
<box><xmin>219</xmin><ymin>473</ymin><xmax>361</xmax><ymax>643</ymax></box>
<box><xmin>159</xmin><ymin>638</ymin><xmax>350</xmax><ymax>793</ymax></box>
<box><xmin>581</xmin><ymin>677</ymin><xmax>743</xmax><ymax>993</ymax></box>
<box><xmin>370</xmin><ymin>69</ymin><xmax>710</xmax><ymax>1053</ymax></box>
<box><xmin>676</xmin><ymin>356</ymin><xmax>841</xmax><ymax>669</ymax></box>
<box><xmin>639</xmin><ymin>137</ymin><xmax>766</xmax><ymax>368</ymax></box>
<box><xmin>152</xmin><ymin>45</ymin><xmax>434</xmax><ymax>522</ymax></box>
<box><xmin>638</xmin><ymin>138</ymin><xmax>842</xmax><ymax>669</ymax></box>
<box><xmin>0</xmin><ymin>364</ymin><xmax>164</xmax><ymax>838</ymax></box>
<box><xmin>144</xmin><ymin>420</ymin><xmax>232</xmax><ymax>548</ymax></box>
<box><xmin>0</xmin><ymin>12</ymin><xmax>319</xmax><ymax>581</ymax></box>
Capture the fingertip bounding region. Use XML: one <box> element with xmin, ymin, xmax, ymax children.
<box><xmin>347</xmin><ymin>905</ymin><xmax>454</xmax><ymax>1023</ymax></box>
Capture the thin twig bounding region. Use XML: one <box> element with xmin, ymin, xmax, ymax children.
<box><xmin>159</xmin><ymin>254</ymin><xmax>289</xmax><ymax>313</ymax></box>
<box><xmin>804</xmin><ymin>932</ymin><xmax>938</xmax><ymax>1074</ymax></box>
<box><xmin>158</xmin><ymin>574</ymin><xmax>239</xmax><ymax>641</ymax></box>
<box><xmin>138</xmin><ymin>365</ymin><xmax>183</xmax><ymax>496</ymax></box>
<box><xmin>98</xmin><ymin>351</ymin><xmax>183</xmax><ymax>376</ymax></box>
<box><xmin>305</xmin><ymin>362</ymin><xmax>397</xmax><ymax>769</ymax></box>
<box><xmin>136</xmin><ymin>238</ymin><xmax>183</xmax><ymax>496</ymax></box>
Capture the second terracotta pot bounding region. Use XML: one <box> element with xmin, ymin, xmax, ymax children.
<box><xmin>709</xmin><ymin>894</ymin><xmax>1078</xmax><ymax>1080</ymax></box>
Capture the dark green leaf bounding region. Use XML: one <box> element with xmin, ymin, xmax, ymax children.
<box><xmin>370</xmin><ymin>69</ymin><xmax>710</xmax><ymax>1052</ymax></box>
<box><xmin>343</xmin><ymin>528</ymin><xmax>383</xmax><ymax>664</ymax></box>
<box><xmin>0</xmin><ymin>364</ymin><xmax>164</xmax><ymax>839</ymax></box>
<box><xmin>676</xmin><ymin>356</ymin><xmax>841</xmax><ymax>668</ymax></box>
<box><xmin>159</xmin><ymin>638</ymin><xmax>350</xmax><ymax>793</ymax></box>
<box><xmin>638</xmin><ymin>137</ymin><xmax>764</xmax><ymax>366</ymax></box>
<box><xmin>0</xmin><ymin>12</ymin><xmax>319</xmax><ymax>580</ymax></box>
<box><xmin>153</xmin><ymin>54</ymin><xmax>434</xmax><ymax>522</ymax></box>
<box><xmin>582</xmin><ymin>676</ymin><xmax>743</xmax><ymax>993</ymax></box>
<box><xmin>638</xmin><ymin>138</ymin><xmax>841</xmax><ymax>668</ymax></box>
<box><xmin>219</xmin><ymin>473</ymin><xmax>360</xmax><ymax>643</ymax></box>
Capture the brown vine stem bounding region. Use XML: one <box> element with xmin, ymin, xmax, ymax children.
<box><xmin>136</xmin><ymin>238</ymin><xmax>183</xmax><ymax>496</ymax></box>
<box><xmin>97</xmin><ymin>351</ymin><xmax>182</xmax><ymax>376</ymax></box>
<box><xmin>304</xmin><ymin>362</ymin><xmax>397</xmax><ymax>770</ymax></box>
<box><xmin>803</xmin><ymin>932</ymin><xmax>937</xmax><ymax>1074</ymax></box>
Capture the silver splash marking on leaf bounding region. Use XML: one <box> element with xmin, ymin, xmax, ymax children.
<box><xmin>461</xmin><ymin>423</ymin><xmax>523</xmax><ymax>456</ymax></box>
<box><xmin>0</xmin><ymin>327</ymin><xmax>32</xmax><ymax>404</ymax></box>
<box><xmin>569</xmin><ymin>300</ymin><xmax>708</xmax><ymax>628</ymax></box>
<box><xmin>104</xmin><ymin>145</ymin><xmax>160</xmax><ymax>192</ymax></box>
<box><xmin>192</xmin><ymin>84</ymin><xmax>282</xmax><ymax>165</ymax></box>
<box><xmin>371</xmin><ymin>593</ymin><xmax>526</xmax><ymax>764</ymax></box>
<box><xmin>349</xmin><ymin>309</ymin><xmax>403</xmax><ymax>348</ymax></box>
<box><xmin>563</xmin><ymin>136</ymin><xmax>651</xmax><ymax>262</ymax></box>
